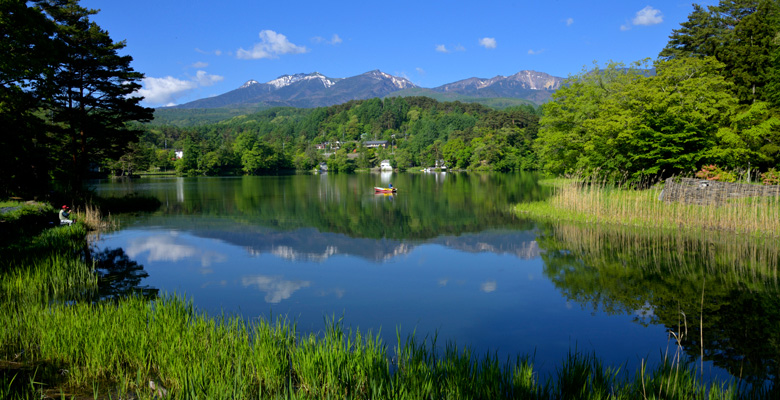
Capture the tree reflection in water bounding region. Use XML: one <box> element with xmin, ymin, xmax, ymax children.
<box><xmin>91</xmin><ymin>247</ymin><xmax>158</xmax><ymax>300</ymax></box>
<box><xmin>536</xmin><ymin>222</ymin><xmax>780</xmax><ymax>390</ymax></box>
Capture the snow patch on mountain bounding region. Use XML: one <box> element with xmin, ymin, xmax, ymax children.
<box><xmin>240</xmin><ymin>80</ymin><xmax>259</xmax><ymax>88</ymax></box>
<box><xmin>364</xmin><ymin>70</ymin><xmax>416</xmax><ymax>89</ymax></box>
<box><xmin>266</xmin><ymin>72</ymin><xmax>336</xmax><ymax>89</ymax></box>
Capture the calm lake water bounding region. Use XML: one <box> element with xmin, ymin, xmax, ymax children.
<box><xmin>90</xmin><ymin>172</ymin><xmax>779</xmax><ymax>385</ymax></box>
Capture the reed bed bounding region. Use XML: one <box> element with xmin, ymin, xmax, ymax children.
<box><xmin>515</xmin><ymin>177</ymin><xmax>780</xmax><ymax>237</ymax></box>
<box><xmin>72</xmin><ymin>203</ymin><xmax>117</xmax><ymax>231</ymax></box>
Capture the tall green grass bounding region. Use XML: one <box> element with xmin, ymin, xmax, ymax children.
<box><xmin>0</xmin><ymin>294</ymin><xmax>756</xmax><ymax>399</ymax></box>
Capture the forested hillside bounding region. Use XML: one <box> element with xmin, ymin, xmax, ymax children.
<box><xmin>126</xmin><ymin>97</ymin><xmax>541</xmax><ymax>175</ymax></box>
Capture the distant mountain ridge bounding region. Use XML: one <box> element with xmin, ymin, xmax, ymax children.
<box><xmin>435</xmin><ymin>70</ymin><xmax>563</xmax><ymax>93</ymax></box>
<box><xmin>171</xmin><ymin>69</ymin><xmax>564</xmax><ymax>109</ymax></box>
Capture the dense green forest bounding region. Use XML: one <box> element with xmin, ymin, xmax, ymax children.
<box><xmin>125</xmin><ymin>98</ymin><xmax>541</xmax><ymax>176</ymax></box>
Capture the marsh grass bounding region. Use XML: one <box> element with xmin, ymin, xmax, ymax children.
<box><xmin>72</xmin><ymin>203</ymin><xmax>116</xmax><ymax>231</ymax></box>
<box><xmin>0</xmin><ymin>224</ymin><xmax>97</xmax><ymax>305</ymax></box>
<box><xmin>0</xmin><ymin>293</ymin><xmax>748</xmax><ymax>400</ymax></box>
<box><xmin>517</xmin><ymin>177</ymin><xmax>780</xmax><ymax>237</ymax></box>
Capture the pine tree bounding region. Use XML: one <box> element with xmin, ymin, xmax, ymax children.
<box><xmin>717</xmin><ymin>0</ymin><xmax>780</xmax><ymax>104</ymax></box>
<box><xmin>659</xmin><ymin>4</ymin><xmax>722</xmax><ymax>60</ymax></box>
<box><xmin>39</xmin><ymin>0</ymin><xmax>153</xmax><ymax>187</ymax></box>
<box><xmin>0</xmin><ymin>0</ymin><xmax>58</xmax><ymax>196</ymax></box>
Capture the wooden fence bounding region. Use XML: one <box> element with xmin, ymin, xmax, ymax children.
<box><xmin>661</xmin><ymin>178</ymin><xmax>780</xmax><ymax>204</ymax></box>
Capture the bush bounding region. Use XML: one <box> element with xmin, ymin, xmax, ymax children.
<box><xmin>695</xmin><ymin>164</ymin><xmax>737</xmax><ymax>182</ymax></box>
<box><xmin>760</xmin><ymin>168</ymin><xmax>780</xmax><ymax>185</ymax></box>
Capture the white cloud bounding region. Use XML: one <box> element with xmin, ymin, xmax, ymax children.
<box><xmin>633</xmin><ymin>6</ymin><xmax>663</xmax><ymax>26</ymax></box>
<box><xmin>191</xmin><ymin>61</ymin><xmax>208</xmax><ymax>68</ymax></box>
<box><xmin>620</xmin><ymin>24</ymin><xmax>632</xmax><ymax>31</ymax></box>
<box><xmin>329</xmin><ymin>34</ymin><xmax>342</xmax><ymax>45</ymax></box>
<box><xmin>135</xmin><ymin>76</ymin><xmax>198</xmax><ymax>106</ymax></box>
<box><xmin>435</xmin><ymin>44</ymin><xmax>449</xmax><ymax>53</ymax></box>
<box><xmin>194</xmin><ymin>70</ymin><xmax>224</xmax><ymax>86</ymax></box>
<box><xmin>237</xmin><ymin>30</ymin><xmax>308</xmax><ymax>60</ymax></box>
<box><xmin>528</xmin><ymin>49</ymin><xmax>544</xmax><ymax>55</ymax></box>
<box><xmin>135</xmin><ymin>71</ymin><xmax>225</xmax><ymax>107</ymax></box>
<box><xmin>566</xmin><ymin>17</ymin><xmax>574</xmax><ymax>26</ymax></box>
<box><xmin>479</xmin><ymin>37</ymin><xmax>497</xmax><ymax>49</ymax></box>
<box><xmin>416</xmin><ymin>67</ymin><xmax>425</xmax><ymax>75</ymax></box>
<box><xmin>454</xmin><ymin>44</ymin><xmax>466</xmax><ymax>51</ymax></box>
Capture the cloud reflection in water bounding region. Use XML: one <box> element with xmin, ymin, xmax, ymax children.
<box><xmin>125</xmin><ymin>233</ymin><xmax>226</xmax><ymax>268</ymax></box>
<box><xmin>241</xmin><ymin>275</ymin><xmax>311</xmax><ymax>303</ymax></box>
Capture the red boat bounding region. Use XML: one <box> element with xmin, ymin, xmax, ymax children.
<box><xmin>374</xmin><ymin>186</ymin><xmax>397</xmax><ymax>193</ymax></box>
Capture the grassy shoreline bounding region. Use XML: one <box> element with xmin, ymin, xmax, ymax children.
<box><xmin>0</xmin><ymin>200</ymin><xmax>760</xmax><ymax>399</ymax></box>
<box><xmin>514</xmin><ymin>178</ymin><xmax>780</xmax><ymax>237</ymax></box>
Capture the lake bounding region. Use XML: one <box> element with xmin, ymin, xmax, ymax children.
<box><xmin>90</xmin><ymin>172</ymin><xmax>779</xmax><ymax>385</ymax></box>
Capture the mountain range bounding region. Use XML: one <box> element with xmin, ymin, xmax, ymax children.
<box><xmin>171</xmin><ymin>69</ymin><xmax>565</xmax><ymax>109</ymax></box>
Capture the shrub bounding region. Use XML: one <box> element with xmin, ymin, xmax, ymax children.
<box><xmin>695</xmin><ymin>164</ymin><xmax>737</xmax><ymax>182</ymax></box>
<box><xmin>760</xmin><ymin>168</ymin><xmax>780</xmax><ymax>186</ymax></box>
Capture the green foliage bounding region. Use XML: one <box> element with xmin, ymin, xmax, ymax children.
<box><xmin>326</xmin><ymin>149</ymin><xmax>356</xmax><ymax>173</ymax></box>
<box><xmin>536</xmin><ymin>57</ymin><xmax>780</xmax><ymax>181</ymax></box>
<box><xmin>129</xmin><ymin>97</ymin><xmax>541</xmax><ymax>175</ymax></box>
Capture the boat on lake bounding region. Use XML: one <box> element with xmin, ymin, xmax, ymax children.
<box><xmin>374</xmin><ymin>186</ymin><xmax>397</xmax><ymax>193</ymax></box>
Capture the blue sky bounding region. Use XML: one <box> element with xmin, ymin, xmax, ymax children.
<box><xmin>80</xmin><ymin>0</ymin><xmax>702</xmax><ymax>107</ymax></box>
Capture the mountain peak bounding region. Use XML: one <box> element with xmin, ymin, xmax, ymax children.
<box><xmin>361</xmin><ymin>70</ymin><xmax>416</xmax><ymax>90</ymax></box>
<box><xmin>433</xmin><ymin>70</ymin><xmax>563</xmax><ymax>93</ymax></box>
<box><xmin>240</xmin><ymin>80</ymin><xmax>259</xmax><ymax>89</ymax></box>
<box><xmin>266</xmin><ymin>72</ymin><xmax>335</xmax><ymax>89</ymax></box>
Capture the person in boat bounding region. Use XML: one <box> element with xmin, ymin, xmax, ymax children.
<box><xmin>389</xmin><ymin>183</ymin><xmax>393</xmax><ymax>189</ymax></box>
<box><xmin>59</xmin><ymin>205</ymin><xmax>73</xmax><ymax>225</ymax></box>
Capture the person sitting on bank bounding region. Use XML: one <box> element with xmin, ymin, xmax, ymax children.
<box><xmin>59</xmin><ymin>205</ymin><xmax>73</xmax><ymax>225</ymax></box>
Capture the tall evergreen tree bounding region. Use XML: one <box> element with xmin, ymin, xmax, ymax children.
<box><xmin>718</xmin><ymin>0</ymin><xmax>780</xmax><ymax>104</ymax></box>
<box><xmin>0</xmin><ymin>0</ymin><xmax>58</xmax><ymax>196</ymax></box>
<box><xmin>660</xmin><ymin>1</ymin><xmax>780</xmax><ymax>105</ymax></box>
<box><xmin>659</xmin><ymin>4</ymin><xmax>722</xmax><ymax>60</ymax></box>
<box><xmin>768</xmin><ymin>32</ymin><xmax>780</xmax><ymax>108</ymax></box>
<box><xmin>39</xmin><ymin>0</ymin><xmax>153</xmax><ymax>187</ymax></box>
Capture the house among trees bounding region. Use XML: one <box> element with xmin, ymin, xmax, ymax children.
<box><xmin>364</xmin><ymin>140</ymin><xmax>388</xmax><ymax>149</ymax></box>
